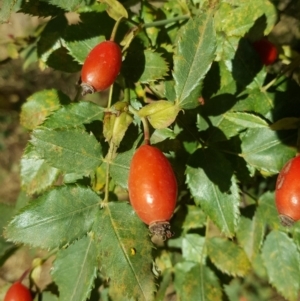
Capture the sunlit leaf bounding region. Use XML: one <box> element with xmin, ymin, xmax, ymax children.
<box><xmin>21</xmin><ymin>145</ymin><xmax>60</xmax><ymax>195</ymax></box>
<box><xmin>186</xmin><ymin>148</ymin><xmax>240</xmax><ymax>237</ymax></box>
<box><xmin>21</xmin><ymin>89</ymin><xmax>68</xmax><ymax>130</ymax></box>
<box><xmin>93</xmin><ymin>202</ymin><xmax>154</xmax><ymax>301</ymax></box>
<box><xmin>43</xmin><ymin>101</ymin><xmax>104</xmax><ymax>129</ymax></box>
<box><xmin>262</xmin><ymin>231</ymin><xmax>300</xmax><ymax>301</ymax></box>
<box><xmin>207</xmin><ymin>237</ymin><xmax>251</xmax><ymax>277</ymax></box>
<box><xmin>236</xmin><ymin>215</ymin><xmax>265</xmax><ymax>261</ymax></box>
<box><xmin>173</xmin><ymin>12</ymin><xmax>216</xmax><ymax>109</ymax></box>
<box><xmin>52</xmin><ymin>235</ymin><xmax>98</xmax><ymax>301</ymax></box>
<box><xmin>0</xmin><ymin>0</ymin><xmax>20</xmax><ymax>23</ymax></box>
<box><xmin>31</xmin><ymin>128</ymin><xmax>102</xmax><ymax>175</ymax></box>
<box><xmin>182</xmin><ymin>233</ymin><xmax>206</xmax><ymax>263</ymax></box>
<box><xmin>174</xmin><ymin>262</ymin><xmax>222</xmax><ymax>301</ymax></box>
<box><xmin>240</xmin><ymin>127</ymin><xmax>296</xmax><ymax>176</ymax></box>
<box><xmin>5</xmin><ymin>186</ymin><xmax>100</xmax><ymax>249</ymax></box>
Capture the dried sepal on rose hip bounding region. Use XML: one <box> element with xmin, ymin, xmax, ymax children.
<box><xmin>128</xmin><ymin>144</ymin><xmax>177</xmax><ymax>240</ymax></box>
<box><xmin>275</xmin><ymin>155</ymin><xmax>300</xmax><ymax>226</ymax></box>
<box><xmin>81</xmin><ymin>40</ymin><xmax>122</xmax><ymax>95</ymax></box>
<box><xmin>4</xmin><ymin>281</ymin><xmax>32</xmax><ymax>301</ymax></box>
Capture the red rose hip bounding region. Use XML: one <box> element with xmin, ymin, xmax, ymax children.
<box><xmin>275</xmin><ymin>156</ymin><xmax>300</xmax><ymax>226</ymax></box>
<box><xmin>128</xmin><ymin>144</ymin><xmax>177</xmax><ymax>239</ymax></box>
<box><xmin>4</xmin><ymin>282</ymin><xmax>32</xmax><ymax>301</ymax></box>
<box><xmin>81</xmin><ymin>41</ymin><xmax>122</xmax><ymax>95</ymax></box>
<box><xmin>253</xmin><ymin>39</ymin><xmax>278</xmax><ymax>66</ymax></box>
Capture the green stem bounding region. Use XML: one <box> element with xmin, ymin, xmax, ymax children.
<box><xmin>110</xmin><ymin>17</ymin><xmax>123</xmax><ymax>41</ymax></box>
<box><xmin>124</xmin><ymin>87</ymin><xmax>131</xmax><ymax>103</ymax></box>
<box><xmin>107</xmin><ymin>84</ymin><xmax>114</xmax><ymax>109</ymax></box>
<box><xmin>261</xmin><ymin>54</ymin><xmax>300</xmax><ymax>92</ymax></box>
<box><xmin>128</xmin><ymin>105</ymin><xmax>150</xmax><ymax>145</ymax></box>
<box><xmin>143</xmin><ymin>15</ymin><xmax>189</xmax><ymax>28</ymax></box>
<box><xmin>18</xmin><ymin>269</ymin><xmax>30</xmax><ymax>283</ymax></box>
<box><xmin>103</xmin><ymin>142</ymin><xmax>117</xmax><ymax>203</ymax></box>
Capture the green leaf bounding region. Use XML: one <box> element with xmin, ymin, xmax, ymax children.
<box><xmin>43</xmin><ymin>101</ymin><xmax>104</xmax><ymax>129</ymax></box>
<box><xmin>181</xmin><ymin>205</ymin><xmax>207</xmax><ymax>232</ymax></box>
<box><xmin>256</xmin><ymin>191</ymin><xmax>282</xmax><ymax>230</ymax></box>
<box><xmin>236</xmin><ymin>215</ymin><xmax>265</xmax><ymax>261</ymax></box>
<box><xmin>114</xmin><ymin>113</ymin><xmax>134</xmax><ymax>146</ymax></box>
<box><xmin>174</xmin><ymin>262</ymin><xmax>222</xmax><ymax>301</ymax></box>
<box><xmin>65</xmin><ymin>36</ymin><xmax>105</xmax><ymax>64</ymax></box>
<box><xmin>215</xmin><ymin>1</ymin><xmax>277</xmax><ymax>37</ymax></box>
<box><xmin>20</xmin><ymin>89</ymin><xmax>67</xmax><ymax>130</ymax></box>
<box><xmin>262</xmin><ymin>231</ymin><xmax>300</xmax><ymax>301</ymax></box>
<box><xmin>122</xmin><ymin>48</ymin><xmax>169</xmax><ymax>84</ymax></box>
<box><xmin>186</xmin><ymin>148</ymin><xmax>240</xmax><ymax>237</ymax></box>
<box><xmin>227</xmin><ymin>39</ymin><xmax>264</xmax><ymax>91</ymax></box>
<box><xmin>110</xmin><ymin>147</ymin><xmax>135</xmax><ymax>189</ymax></box>
<box><xmin>46</xmin><ymin>47</ymin><xmax>81</xmax><ymax>73</ymax></box>
<box><xmin>138</xmin><ymin>101</ymin><xmax>180</xmax><ymax>129</ymax></box>
<box><xmin>31</xmin><ymin>128</ymin><xmax>102</xmax><ymax>175</ymax></box>
<box><xmin>43</xmin><ymin>0</ymin><xmax>85</xmax><ymax>11</ymax></box>
<box><xmin>173</xmin><ymin>12</ymin><xmax>216</xmax><ymax>109</ymax></box>
<box><xmin>224</xmin><ymin>112</ymin><xmax>268</xmax><ymax>129</ymax></box>
<box><xmin>207</xmin><ymin>237</ymin><xmax>251</xmax><ymax>277</ymax></box>
<box><xmin>141</xmin><ymin>4</ymin><xmax>160</xmax><ymax>46</ymax></box>
<box><xmin>139</xmin><ymin>50</ymin><xmax>169</xmax><ymax>83</ymax></box>
<box><xmin>200</xmin><ymin>107</ymin><xmax>270</xmax><ymax>143</ymax></box>
<box><xmin>232</xmin><ymin>88</ymin><xmax>273</xmax><ymax>116</ymax></box>
<box><xmin>37</xmin><ymin>14</ymin><xmax>68</xmax><ymax>63</ymax></box>
<box><xmin>52</xmin><ymin>235</ymin><xmax>98</xmax><ymax>301</ymax></box>
<box><xmin>21</xmin><ymin>145</ymin><xmax>60</xmax><ymax>195</ymax></box>
<box><xmin>63</xmin><ymin>12</ymin><xmax>112</xmax><ymax>64</ymax></box>
<box><xmin>5</xmin><ymin>186</ymin><xmax>100</xmax><ymax>249</ymax></box>
<box><xmin>0</xmin><ymin>0</ymin><xmax>19</xmax><ymax>23</ymax></box>
<box><xmin>182</xmin><ymin>234</ymin><xmax>206</xmax><ymax>263</ymax></box>
<box><xmin>240</xmin><ymin>127</ymin><xmax>296</xmax><ymax>176</ymax></box>
<box><xmin>93</xmin><ymin>202</ymin><xmax>155</xmax><ymax>301</ymax></box>
<box><xmin>19</xmin><ymin>0</ymin><xmax>66</xmax><ymax>17</ymax></box>
<box><xmin>0</xmin><ymin>204</ymin><xmax>15</xmax><ymax>258</ymax></box>
<box><xmin>150</xmin><ymin>128</ymin><xmax>177</xmax><ymax>144</ymax></box>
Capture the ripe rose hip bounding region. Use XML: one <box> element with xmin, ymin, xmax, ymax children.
<box><xmin>128</xmin><ymin>144</ymin><xmax>177</xmax><ymax>239</ymax></box>
<box><xmin>253</xmin><ymin>39</ymin><xmax>278</xmax><ymax>66</ymax></box>
<box><xmin>81</xmin><ymin>41</ymin><xmax>122</xmax><ymax>95</ymax></box>
<box><xmin>275</xmin><ymin>156</ymin><xmax>300</xmax><ymax>226</ymax></box>
<box><xmin>4</xmin><ymin>282</ymin><xmax>32</xmax><ymax>301</ymax></box>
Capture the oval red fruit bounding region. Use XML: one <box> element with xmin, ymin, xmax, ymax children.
<box><xmin>275</xmin><ymin>156</ymin><xmax>300</xmax><ymax>226</ymax></box>
<box><xmin>253</xmin><ymin>39</ymin><xmax>278</xmax><ymax>66</ymax></box>
<box><xmin>4</xmin><ymin>282</ymin><xmax>32</xmax><ymax>301</ymax></box>
<box><xmin>128</xmin><ymin>144</ymin><xmax>177</xmax><ymax>238</ymax></box>
<box><xmin>81</xmin><ymin>41</ymin><xmax>122</xmax><ymax>95</ymax></box>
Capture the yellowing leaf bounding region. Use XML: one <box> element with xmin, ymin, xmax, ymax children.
<box><xmin>98</xmin><ymin>0</ymin><xmax>128</xmax><ymax>21</ymax></box>
<box><xmin>139</xmin><ymin>100</ymin><xmax>180</xmax><ymax>129</ymax></box>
